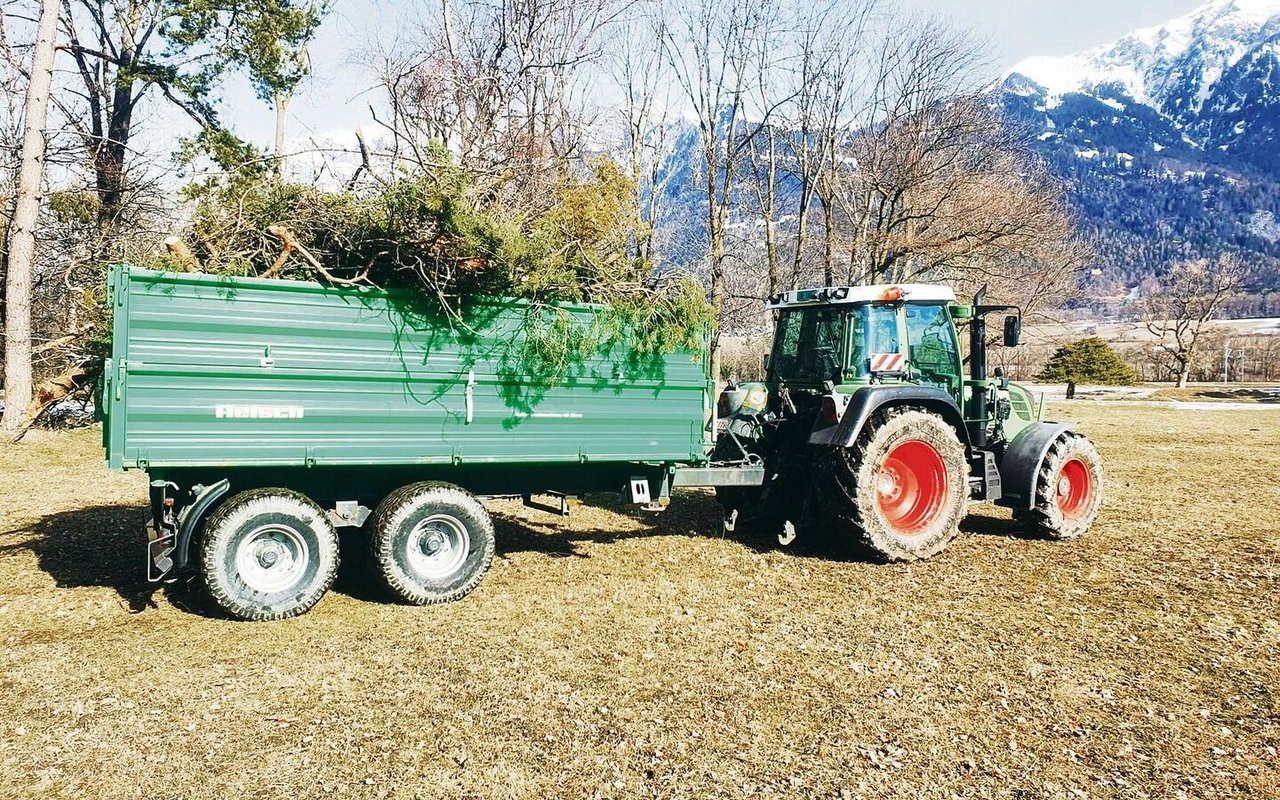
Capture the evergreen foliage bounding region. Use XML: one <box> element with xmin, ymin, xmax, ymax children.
<box><xmin>168</xmin><ymin>151</ymin><xmax>714</xmax><ymax>382</ymax></box>
<box><xmin>1036</xmin><ymin>337</ymin><xmax>1138</xmax><ymax>385</ymax></box>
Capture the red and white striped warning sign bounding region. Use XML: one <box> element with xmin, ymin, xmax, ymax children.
<box><xmin>869</xmin><ymin>352</ymin><xmax>906</xmax><ymax>372</ymax></box>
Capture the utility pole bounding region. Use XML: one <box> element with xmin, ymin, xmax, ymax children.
<box><xmin>1</xmin><ymin>0</ymin><xmax>60</xmax><ymax>432</ymax></box>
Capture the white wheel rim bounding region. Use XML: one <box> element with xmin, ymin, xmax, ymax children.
<box><xmin>406</xmin><ymin>514</ymin><xmax>470</xmax><ymax>580</ymax></box>
<box><xmin>235</xmin><ymin>524</ymin><xmax>310</xmax><ymax>593</ymax></box>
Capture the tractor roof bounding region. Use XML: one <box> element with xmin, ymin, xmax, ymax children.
<box><xmin>766</xmin><ymin>284</ymin><xmax>957</xmax><ymax>309</ymax></box>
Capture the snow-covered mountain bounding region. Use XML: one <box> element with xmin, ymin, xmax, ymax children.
<box><xmin>1000</xmin><ymin>0</ymin><xmax>1280</xmax><ymax>297</ymax></box>
<box><xmin>1011</xmin><ymin>0</ymin><xmax>1280</xmax><ymax>105</ymax></box>
<box><xmin>1005</xmin><ymin>0</ymin><xmax>1280</xmax><ymax>169</ymax></box>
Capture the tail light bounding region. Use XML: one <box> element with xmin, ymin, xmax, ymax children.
<box><xmin>822</xmin><ymin>396</ymin><xmax>840</xmax><ymax>426</ymax></box>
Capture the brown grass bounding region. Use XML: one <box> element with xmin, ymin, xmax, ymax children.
<box><xmin>1</xmin><ymin>405</ymin><xmax>1278</xmax><ymax>799</ymax></box>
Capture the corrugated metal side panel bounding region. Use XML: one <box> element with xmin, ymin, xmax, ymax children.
<box><xmin>109</xmin><ymin>267</ymin><xmax>708</xmax><ymax>469</ymax></box>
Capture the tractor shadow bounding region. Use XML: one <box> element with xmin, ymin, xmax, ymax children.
<box><xmin>960</xmin><ymin>506</ymin><xmax>1045</xmax><ymax>540</ymax></box>
<box><xmin>490</xmin><ymin>493</ymin><xmax>1044</xmax><ymax>563</ymax></box>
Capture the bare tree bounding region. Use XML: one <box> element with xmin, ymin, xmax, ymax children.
<box><xmin>611</xmin><ymin>7</ymin><xmax>676</xmax><ymax>268</ymax></box>
<box><xmin>769</xmin><ymin>1</ymin><xmax>875</xmax><ymax>290</ymax></box>
<box><xmin>1</xmin><ymin>0</ymin><xmax>58</xmax><ymax>432</ymax></box>
<box><xmin>658</xmin><ymin>0</ymin><xmax>782</xmax><ymax>379</ymax></box>
<box><xmin>1145</xmin><ymin>255</ymin><xmax>1247</xmax><ymax>387</ymax></box>
<box><xmin>806</xmin><ymin>2</ymin><xmax>874</xmax><ymax>287</ymax></box>
<box><xmin>373</xmin><ymin>0</ymin><xmax>620</xmax><ymax>203</ymax></box>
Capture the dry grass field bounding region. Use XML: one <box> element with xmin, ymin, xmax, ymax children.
<box><xmin>1</xmin><ymin>404</ymin><xmax>1278</xmax><ymax>799</ymax></box>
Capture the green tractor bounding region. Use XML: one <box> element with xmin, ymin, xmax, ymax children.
<box><xmin>713</xmin><ymin>283</ymin><xmax>1102</xmax><ymax>560</ymax></box>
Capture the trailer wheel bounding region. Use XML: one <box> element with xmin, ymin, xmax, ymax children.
<box><xmin>1016</xmin><ymin>434</ymin><xmax>1103</xmax><ymax>540</ymax></box>
<box><xmin>817</xmin><ymin>407</ymin><xmax>968</xmax><ymax>561</ymax></box>
<box><xmin>199</xmin><ymin>488</ymin><xmax>340</xmax><ymax>621</ymax></box>
<box><xmin>369</xmin><ymin>482</ymin><xmax>495</xmax><ymax>605</ymax></box>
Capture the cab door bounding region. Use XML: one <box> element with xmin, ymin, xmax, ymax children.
<box><xmin>904</xmin><ymin>303</ymin><xmax>962</xmax><ymax>397</ymax></box>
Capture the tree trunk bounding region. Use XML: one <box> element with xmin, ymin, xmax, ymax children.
<box><xmin>1176</xmin><ymin>363</ymin><xmax>1189</xmax><ymax>389</ymax></box>
<box><xmin>821</xmin><ymin>193</ymin><xmax>836</xmax><ymax>287</ymax></box>
<box><xmin>274</xmin><ymin>90</ymin><xmax>292</xmax><ymax>178</ymax></box>
<box><xmin>706</xmin><ymin>157</ymin><xmax>724</xmax><ymax>384</ymax></box>
<box><xmin>790</xmin><ymin>173</ymin><xmax>812</xmax><ymax>289</ymax></box>
<box><xmin>1</xmin><ymin>0</ymin><xmax>59</xmax><ymax>433</ymax></box>
<box><xmin>94</xmin><ymin>6</ymin><xmax>142</xmax><ymax>231</ymax></box>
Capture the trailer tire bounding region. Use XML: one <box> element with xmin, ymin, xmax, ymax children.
<box><xmin>370</xmin><ymin>482</ymin><xmax>495</xmax><ymax>605</ymax></box>
<box><xmin>199</xmin><ymin>488</ymin><xmax>340</xmax><ymax>621</ymax></box>
<box><xmin>816</xmin><ymin>407</ymin><xmax>968</xmax><ymax>561</ymax></box>
<box><xmin>1015</xmin><ymin>433</ymin><xmax>1103</xmax><ymax>540</ymax></box>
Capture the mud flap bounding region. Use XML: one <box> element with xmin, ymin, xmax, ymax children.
<box><xmin>995</xmin><ymin>422</ymin><xmax>1073</xmax><ymax>509</ymax></box>
<box><xmin>146</xmin><ymin>522</ymin><xmax>176</xmax><ymax>582</ymax></box>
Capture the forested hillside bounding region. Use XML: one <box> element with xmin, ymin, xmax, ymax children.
<box><xmin>999</xmin><ymin>0</ymin><xmax>1280</xmax><ymax>308</ymax></box>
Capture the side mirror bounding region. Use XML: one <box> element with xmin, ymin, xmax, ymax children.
<box><xmin>1003</xmin><ymin>315</ymin><xmax>1021</xmax><ymax>348</ymax></box>
<box><xmin>760</xmin><ymin>353</ymin><xmax>770</xmax><ymax>372</ymax></box>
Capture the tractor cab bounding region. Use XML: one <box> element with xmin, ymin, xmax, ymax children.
<box><xmin>746</xmin><ymin>283</ymin><xmax>1036</xmax><ymax>451</ymax></box>
<box><xmin>764</xmin><ymin>284</ymin><xmax>964</xmax><ymax>396</ymax></box>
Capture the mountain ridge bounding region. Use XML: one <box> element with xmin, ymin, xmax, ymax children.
<box><xmin>998</xmin><ymin>0</ymin><xmax>1280</xmax><ymax>302</ymax></box>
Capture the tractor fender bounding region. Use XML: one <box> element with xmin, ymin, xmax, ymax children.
<box><xmin>809</xmin><ymin>386</ymin><xmax>970</xmax><ymax>452</ymax></box>
<box><xmin>173</xmin><ymin>479</ymin><xmax>231</xmax><ymax>572</ymax></box>
<box><xmin>994</xmin><ymin>422</ymin><xmax>1074</xmax><ymax>510</ymax></box>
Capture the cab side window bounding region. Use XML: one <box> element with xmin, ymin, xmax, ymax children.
<box><xmin>905</xmin><ymin>304</ymin><xmax>960</xmax><ymax>386</ymax></box>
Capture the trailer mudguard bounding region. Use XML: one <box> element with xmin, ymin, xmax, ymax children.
<box><xmin>809</xmin><ymin>386</ymin><xmax>970</xmax><ymax>451</ymax></box>
<box><xmin>172</xmin><ymin>479</ymin><xmax>231</xmax><ymax>572</ymax></box>
<box><xmin>994</xmin><ymin>422</ymin><xmax>1073</xmax><ymax>510</ymax></box>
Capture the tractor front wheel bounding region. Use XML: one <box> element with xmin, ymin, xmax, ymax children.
<box><xmin>1016</xmin><ymin>434</ymin><xmax>1103</xmax><ymax>540</ymax></box>
<box><xmin>818</xmin><ymin>408</ymin><xmax>969</xmax><ymax>561</ymax></box>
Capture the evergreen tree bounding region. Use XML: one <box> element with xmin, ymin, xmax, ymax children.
<box><xmin>1037</xmin><ymin>337</ymin><xmax>1138</xmax><ymax>385</ymax></box>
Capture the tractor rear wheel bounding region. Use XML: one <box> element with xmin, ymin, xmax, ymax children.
<box><xmin>1016</xmin><ymin>434</ymin><xmax>1103</xmax><ymax>540</ymax></box>
<box><xmin>817</xmin><ymin>408</ymin><xmax>968</xmax><ymax>561</ymax></box>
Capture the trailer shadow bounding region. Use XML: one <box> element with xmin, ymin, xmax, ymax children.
<box><xmin>8</xmin><ymin>499</ymin><xmax>1045</xmax><ymax>617</ymax></box>
<box><xmin>485</xmin><ymin>491</ymin><xmax>753</xmax><ymax>559</ymax></box>
<box><xmin>0</xmin><ymin>504</ymin><xmax>187</xmax><ymax>615</ymax></box>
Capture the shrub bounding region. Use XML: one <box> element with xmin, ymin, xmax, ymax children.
<box><xmin>1036</xmin><ymin>337</ymin><xmax>1137</xmax><ymax>385</ymax></box>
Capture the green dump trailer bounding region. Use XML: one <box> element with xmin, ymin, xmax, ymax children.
<box><xmin>102</xmin><ymin>266</ymin><xmax>748</xmax><ymax>620</ymax></box>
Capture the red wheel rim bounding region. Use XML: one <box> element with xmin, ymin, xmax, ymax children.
<box><xmin>1055</xmin><ymin>457</ymin><xmax>1093</xmax><ymax>519</ymax></box>
<box><xmin>876</xmin><ymin>440</ymin><xmax>948</xmax><ymax>535</ymax></box>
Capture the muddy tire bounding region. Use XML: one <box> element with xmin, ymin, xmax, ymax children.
<box><xmin>1015</xmin><ymin>434</ymin><xmax>1103</xmax><ymax>540</ymax></box>
<box><xmin>370</xmin><ymin>482</ymin><xmax>495</xmax><ymax>605</ymax></box>
<box><xmin>817</xmin><ymin>407</ymin><xmax>969</xmax><ymax>561</ymax></box>
<box><xmin>199</xmin><ymin>488</ymin><xmax>340</xmax><ymax>621</ymax></box>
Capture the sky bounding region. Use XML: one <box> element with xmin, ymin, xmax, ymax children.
<box><xmin>217</xmin><ymin>0</ymin><xmax>1207</xmax><ymax>149</ymax></box>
